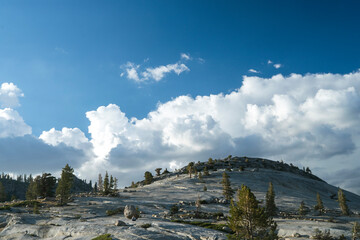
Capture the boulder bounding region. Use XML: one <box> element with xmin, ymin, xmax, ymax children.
<box><xmin>124</xmin><ymin>205</ymin><xmax>139</xmax><ymax>219</ymax></box>
<box><xmin>115</xmin><ymin>220</ymin><xmax>127</xmax><ymax>226</ymax></box>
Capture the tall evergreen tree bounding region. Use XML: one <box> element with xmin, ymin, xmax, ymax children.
<box><xmin>103</xmin><ymin>172</ymin><xmax>110</xmax><ymax>195</ymax></box>
<box><xmin>266</xmin><ymin>182</ymin><xmax>277</xmax><ymax>216</ymax></box>
<box><xmin>109</xmin><ymin>175</ymin><xmax>114</xmax><ymax>191</ymax></box>
<box><xmin>353</xmin><ymin>222</ymin><xmax>360</xmax><ymax>240</ymax></box>
<box><xmin>144</xmin><ymin>171</ymin><xmax>153</xmax><ymax>185</ymax></box>
<box><xmin>98</xmin><ymin>174</ymin><xmax>103</xmax><ymax>192</ymax></box>
<box><xmin>56</xmin><ymin>164</ymin><xmax>74</xmax><ymax>205</ymax></box>
<box><xmin>314</xmin><ymin>192</ymin><xmax>324</xmax><ymax>214</ymax></box>
<box><xmin>0</xmin><ymin>182</ymin><xmax>6</xmax><ymax>202</ymax></box>
<box><xmin>26</xmin><ymin>178</ymin><xmax>38</xmax><ymax>200</ymax></box>
<box><xmin>94</xmin><ymin>182</ymin><xmax>98</xmax><ymax>193</ymax></box>
<box><xmin>228</xmin><ymin>185</ymin><xmax>278</xmax><ymax>240</ymax></box>
<box><xmin>114</xmin><ymin>177</ymin><xmax>118</xmax><ymax>191</ymax></box>
<box><xmin>221</xmin><ymin>171</ymin><xmax>234</xmax><ymax>201</ymax></box>
<box><xmin>187</xmin><ymin>162</ymin><xmax>194</xmax><ymax>178</ymax></box>
<box><xmin>38</xmin><ymin>173</ymin><xmax>56</xmax><ymax>198</ymax></box>
<box><xmin>338</xmin><ymin>188</ymin><xmax>350</xmax><ymax>216</ymax></box>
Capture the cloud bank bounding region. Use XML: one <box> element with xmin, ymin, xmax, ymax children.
<box><xmin>2</xmin><ymin>70</ymin><xmax>360</xmax><ymax>194</ymax></box>
<box><xmin>39</xmin><ymin>70</ymin><xmax>360</xmax><ymax>193</ymax></box>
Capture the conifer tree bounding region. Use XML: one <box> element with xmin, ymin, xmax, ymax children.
<box><xmin>203</xmin><ymin>166</ymin><xmax>209</xmax><ymax>176</ymax></box>
<box><xmin>0</xmin><ymin>182</ymin><xmax>6</xmax><ymax>202</ymax></box>
<box><xmin>26</xmin><ymin>178</ymin><xmax>39</xmax><ymax>200</ymax></box>
<box><xmin>98</xmin><ymin>174</ymin><xmax>103</xmax><ymax>193</ymax></box>
<box><xmin>38</xmin><ymin>173</ymin><xmax>56</xmax><ymax>198</ymax></box>
<box><xmin>228</xmin><ymin>185</ymin><xmax>278</xmax><ymax>240</ymax></box>
<box><xmin>155</xmin><ymin>168</ymin><xmax>162</xmax><ymax>176</ymax></box>
<box><xmin>298</xmin><ymin>201</ymin><xmax>307</xmax><ymax>216</ymax></box>
<box><xmin>338</xmin><ymin>188</ymin><xmax>350</xmax><ymax>216</ymax></box>
<box><xmin>221</xmin><ymin>171</ymin><xmax>234</xmax><ymax>201</ymax></box>
<box><xmin>187</xmin><ymin>162</ymin><xmax>194</xmax><ymax>178</ymax></box>
<box><xmin>198</xmin><ymin>172</ymin><xmax>203</xmax><ymax>181</ymax></box>
<box><xmin>56</xmin><ymin>164</ymin><xmax>74</xmax><ymax>205</ymax></box>
<box><xmin>94</xmin><ymin>182</ymin><xmax>98</xmax><ymax>193</ymax></box>
<box><xmin>353</xmin><ymin>222</ymin><xmax>360</xmax><ymax>240</ymax></box>
<box><xmin>266</xmin><ymin>182</ymin><xmax>277</xmax><ymax>216</ymax></box>
<box><xmin>162</xmin><ymin>168</ymin><xmax>170</xmax><ymax>174</ymax></box>
<box><xmin>144</xmin><ymin>171</ymin><xmax>153</xmax><ymax>185</ymax></box>
<box><xmin>314</xmin><ymin>192</ymin><xmax>324</xmax><ymax>214</ymax></box>
<box><xmin>110</xmin><ymin>175</ymin><xmax>114</xmax><ymax>191</ymax></box>
<box><xmin>103</xmin><ymin>172</ymin><xmax>110</xmax><ymax>195</ymax></box>
<box><xmin>114</xmin><ymin>177</ymin><xmax>118</xmax><ymax>191</ymax></box>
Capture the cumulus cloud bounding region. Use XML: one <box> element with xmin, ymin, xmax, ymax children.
<box><xmin>0</xmin><ymin>83</ymin><xmax>24</xmax><ymax>108</ymax></box>
<box><xmin>0</xmin><ymin>108</ymin><xmax>32</xmax><ymax>137</ymax></box>
<box><xmin>121</xmin><ymin>55</ymin><xmax>190</xmax><ymax>83</ymax></box>
<box><xmin>38</xmin><ymin>70</ymin><xmax>360</xmax><ymax>193</ymax></box>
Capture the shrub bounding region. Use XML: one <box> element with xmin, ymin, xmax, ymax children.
<box><xmin>92</xmin><ymin>234</ymin><xmax>112</xmax><ymax>240</ymax></box>
<box><xmin>312</xmin><ymin>229</ymin><xmax>334</xmax><ymax>240</ymax></box>
<box><xmin>170</xmin><ymin>204</ymin><xmax>179</xmax><ymax>215</ymax></box>
<box><xmin>203</xmin><ymin>185</ymin><xmax>207</xmax><ymax>191</ymax></box>
<box><xmin>106</xmin><ymin>207</ymin><xmax>124</xmax><ymax>216</ymax></box>
<box><xmin>140</xmin><ymin>223</ymin><xmax>152</xmax><ymax>229</ymax></box>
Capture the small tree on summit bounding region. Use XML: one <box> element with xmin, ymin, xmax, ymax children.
<box><xmin>56</xmin><ymin>164</ymin><xmax>74</xmax><ymax>205</ymax></box>
<box><xmin>266</xmin><ymin>182</ymin><xmax>277</xmax><ymax>216</ymax></box>
<box><xmin>221</xmin><ymin>171</ymin><xmax>234</xmax><ymax>201</ymax></box>
<box><xmin>144</xmin><ymin>171</ymin><xmax>153</xmax><ymax>185</ymax></box>
<box><xmin>155</xmin><ymin>168</ymin><xmax>162</xmax><ymax>176</ymax></box>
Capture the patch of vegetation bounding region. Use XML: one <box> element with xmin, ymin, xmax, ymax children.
<box><xmin>171</xmin><ymin>220</ymin><xmax>231</xmax><ymax>233</ymax></box>
<box><xmin>312</xmin><ymin>229</ymin><xmax>334</xmax><ymax>240</ymax></box>
<box><xmin>92</xmin><ymin>234</ymin><xmax>112</xmax><ymax>240</ymax></box>
<box><xmin>106</xmin><ymin>207</ymin><xmax>124</xmax><ymax>216</ymax></box>
<box><xmin>0</xmin><ymin>205</ymin><xmax>10</xmax><ymax>210</ymax></box>
<box><xmin>170</xmin><ymin>204</ymin><xmax>179</xmax><ymax>215</ymax></box>
<box><xmin>140</xmin><ymin>223</ymin><xmax>152</xmax><ymax>229</ymax></box>
<box><xmin>11</xmin><ymin>200</ymin><xmax>39</xmax><ymax>207</ymax></box>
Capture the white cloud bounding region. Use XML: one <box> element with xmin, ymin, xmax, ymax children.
<box><xmin>273</xmin><ymin>63</ymin><xmax>282</xmax><ymax>69</ymax></box>
<box><xmin>121</xmin><ymin>55</ymin><xmax>190</xmax><ymax>83</ymax></box>
<box><xmin>181</xmin><ymin>53</ymin><xmax>191</xmax><ymax>60</ymax></box>
<box><xmin>248</xmin><ymin>69</ymin><xmax>259</xmax><ymax>73</ymax></box>
<box><xmin>0</xmin><ymin>83</ymin><xmax>24</xmax><ymax>108</ymax></box>
<box><xmin>142</xmin><ymin>63</ymin><xmax>189</xmax><ymax>82</ymax></box>
<box><xmin>0</xmin><ymin>108</ymin><xmax>31</xmax><ymax>137</ymax></box>
<box><xmin>267</xmin><ymin>60</ymin><xmax>273</xmax><ymax>64</ymax></box>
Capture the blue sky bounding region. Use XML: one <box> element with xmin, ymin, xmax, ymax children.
<box><xmin>1</xmin><ymin>1</ymin><xmax>360</xmax><ymax>192</ymax></box>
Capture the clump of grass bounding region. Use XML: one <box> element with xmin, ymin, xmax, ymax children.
<box><xmin>140</xmin><ymin>223</ymin><xmax>152</xmax><ymax>229</ymax></box>
<box><xmin>92</xmin><ymin>233</ymin><xmax>112</xmax><ymax>240</ymax></box>
<box><xmin>106</xmin><ymin>207</ymin><xmax>124</xmax><ymax>216</ymax></box>
<box><xmin>0</xmin><ymin>205</ymin><xmax>11</xmax><ymax>211</ymax></box>
<box><xmin>171</xmin><ymin>220</ymin><xmax>232</xmax><ymax>233</ymax></box>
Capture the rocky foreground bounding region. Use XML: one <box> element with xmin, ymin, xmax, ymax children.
<box><xmin>0</xmin><ymin>157</ymin><xmax>360</xmax><ymax>239</ymax></box>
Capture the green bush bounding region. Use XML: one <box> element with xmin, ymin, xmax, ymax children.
<box><xmin>106</xmin><ymin>207</ymin><xmax>124</xmax><ymax>216</ymax></box>
<box><xmin>170</xmin><ymin>204</ymin><xmax>179</xmax><ymax>215</ymax></box>
<box><xmin>92</xmin><ymin>234</ymin><xmax>112</xmax><ymax>240</ymax></box>
<box><xmin>140</xmin><ymin>223</ymin><xmax>152</xmax><ymax>229</ymax></box>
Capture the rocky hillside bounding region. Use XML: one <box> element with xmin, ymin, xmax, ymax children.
<box><xmin>0</xmin><ymin>157</ymin><xmax>359</xmax><ymax>239</ymax></box>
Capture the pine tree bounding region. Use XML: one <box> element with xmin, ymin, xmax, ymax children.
<box><xmin>98</xmin><ymin>174</ymin><xmax>103</xmax><ymax>193</ymax></box>
<box><xmin>198</xmin><ymin>172</ymin><xmax>203</xmax><ymax>181</ymax></box>
<box><xmin>266</xmin><ymin>182</ymin><xmax>277</xmax><ymax>216</ymax></box>
<box><xmin>144</xmin><ymin>171</ymin><xmax>153</xmax><ymax>185</ymax></box>
<box><xmin>314</xmin><ymin>192</ymin><xmax>324</xmax><ymax>214</ymax></box>
<box><xmin>203</xmin><ymin>166</ymin><xmax>210</xmax><ymax>176</ymax></box>
<box><xmin>187</xmin><ymin>162</ymin><xmax>194</xmax><ymax>178</ymax></box>
<box><xmin>110</xmin><ymin>175</ymin><xmax>114</xmax><ymax>191</ymax></box>
<box><xmin>298</xmin><ymin>201</ymin><xmax>307</xmax><ymax>216</ymax></box>
<box><xmin>103</xmin><ymin>172</ymin><xmax>110</xmax><ymax>195</ymax></box>
<box><xmin>338</xmin><ymin>188</ymin><xmax>350</xmax><ymax>216</ymax></box>
<box><xmin>0</xmin><ymin>182</ymin><xmax>6</xmax><ymax>202</ymax></box>
<box><xmin>155</xmin><ymin>168</ymin><xmax>162</xmax><ymax>176</ymax></box>
<box><xmin>55</xmin><ymin>164</ymin><xmax>74</xmax><ymax>205</ymax></box>
<box><xmin>38</xmin><ymin>173</ymin><xmax>56</xmax><ymax>198</ymax></box>
<box><xmin>94</xmin><ymin>182</ymin><xmax>98</xmax><ymax>193</ymax></box>
<box><xmin>221</xmin><ymin>171</ymin><xmax>234</xmax><ymax>201</ymax></box>
<box><xmin>353</xmin><ymin>222</ymin><xmax>360</xmax><ymax>240</ymax></box>
<box><xmin>228</xmin><ymin>185</ymin><xmax>278</xmax><ymax>240</ymax></box>
<box><xmin>162</xmin><ymin>168</ymin><xmax>170</xmax><ymax>174</ymax></box>
<box><xmin>26</xmin><ymin>178</ymin><xmax>39</xmax><ymax>200</ymax></box>
<box><xmin>114</xmin><ymin>177</ymin><xmax>118</xmax><ymax>191</ymax></box>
